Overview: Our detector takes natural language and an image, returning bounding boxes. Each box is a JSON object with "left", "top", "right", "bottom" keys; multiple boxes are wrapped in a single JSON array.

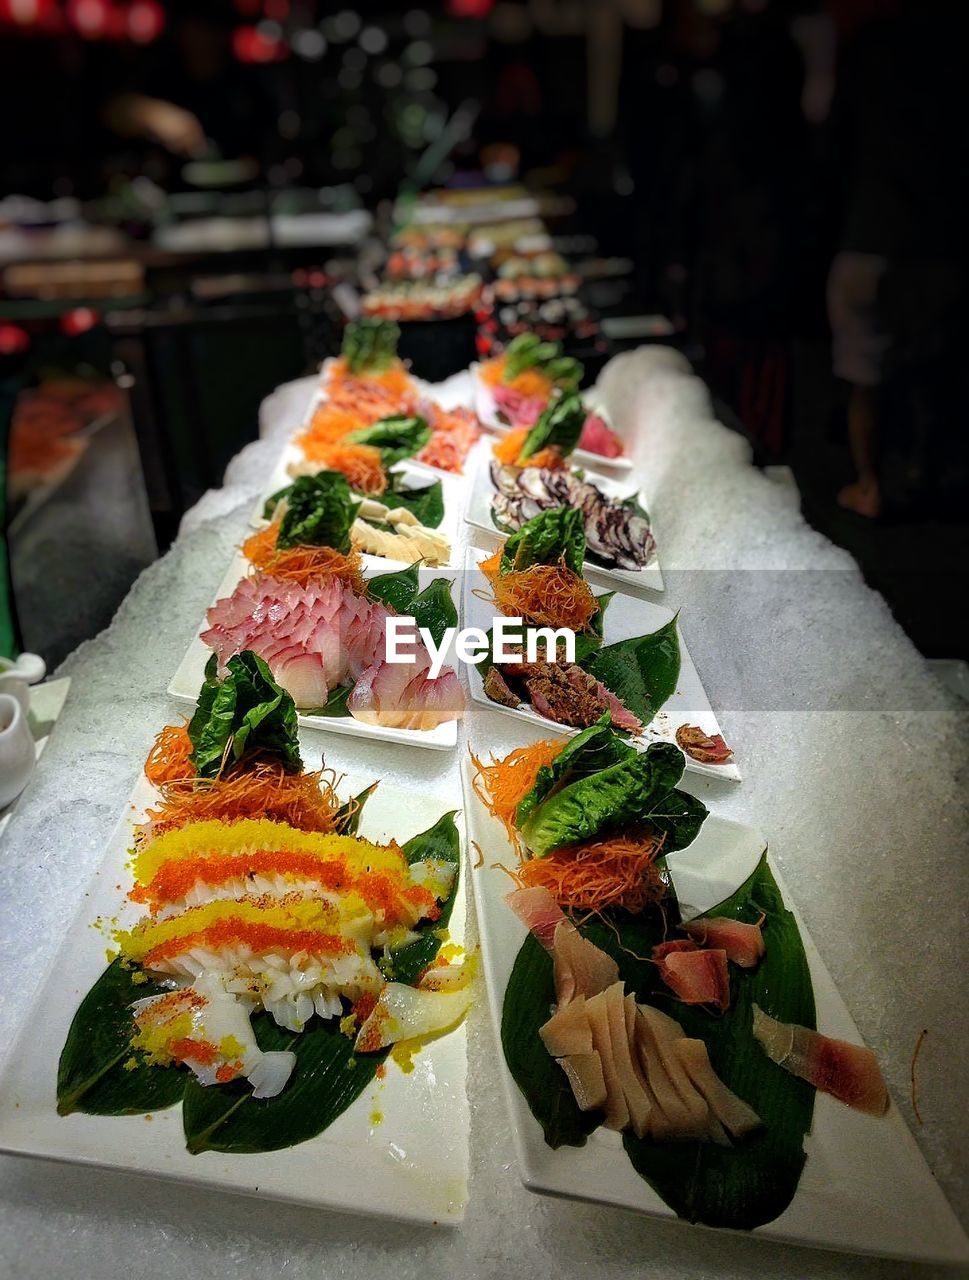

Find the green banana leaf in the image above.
[
  {"left": 334, "top": 781, "right": 379, "bottom": 835},
  {"left": 385, "top": 473, "right": 445, "bottom": 528},
  {"left": 501, "top": 853, "right": 816, "bottom": 1230},
  {"left": 57, "top": 959, "right": 187, "bottom": 1116},
  {"left": 412, "top": 578, "right": 458, "bottom": 648},
  {"left": 581, "top": 615, "right": 680, "bottom": 727}
]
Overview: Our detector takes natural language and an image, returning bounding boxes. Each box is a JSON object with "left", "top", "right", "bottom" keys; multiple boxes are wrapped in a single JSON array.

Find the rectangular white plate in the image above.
[
  {"left": 168, "top": 554, "right": 461, "bottom": 751},
  {"left": 463, "top": 446, "right": 664, "bottom": 595},
  {"left": 470, "top": 364, "right": 634, "bottom": 473},
  {"left": 0, "top": 769, "right": 469, "bottom": 1225},
  {"left": 460, "top": 757, "right": 969, "bottom": 1265},
  {"left": 463, "top": 547, "right": 739, "bottom": 782}
]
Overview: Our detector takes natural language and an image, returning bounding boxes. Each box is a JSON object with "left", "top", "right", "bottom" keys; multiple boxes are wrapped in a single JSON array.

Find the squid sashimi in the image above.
[
  {"left": 346, "top": 659, "right": 464, "bottom": 730},
  {"left": 354, "top": 979, "right": 473, "bottom": 1052},
  {"left": 683, "top": 916, "right": 765, "bottom": 969},
  {"left": 654, "top": 945, "right": 731, "bottom": 1012},
  {"left": 752, "top": 1004, "right": 889, "bottom": 1116}
]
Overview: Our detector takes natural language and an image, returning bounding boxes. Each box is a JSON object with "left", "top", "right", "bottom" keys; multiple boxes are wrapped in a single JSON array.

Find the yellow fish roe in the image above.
[
  {"left": 219, "top": 1034, "right": 245, "bottom": 1059},
  {"left": 132, "top": 820, "right": 406, "bottom": 887},
  {"left": 131, "top": 1009, "right": 195, "bottom": 1066}
]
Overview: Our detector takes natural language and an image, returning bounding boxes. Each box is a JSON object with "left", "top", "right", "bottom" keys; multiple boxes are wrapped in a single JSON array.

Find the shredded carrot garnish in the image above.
[
  {"left": 142, "top": 761, "right": 342, "bottom": 838},
  {"left": 325, "top": 355, "right": 415, "bottom": 400},
  {"left": 242, "top": 524, "right": 366, "bottom": 592},
  {"left": 518, "top": 831, "right": 666, "bottom": 915},
  {"left": 479, "top": 356, "right": 553, "bottom": 401},
  {"left": 492, "top": 423, "right": 563, "bottom": 471},
  {"left": 480, "top": 552, "right": 599, "bottom": 633},
  {"left": 298, "top": 442, "right": 387, "bottom": 495},
  {"left": 144, "top": 722, "right": 194, "bottom": 786},
  {"left": 911, "top": 1028, "right": 928, "bottom": 1125},
  {"left": 470, "top": 739, "right": 563, "bottom": 843}
]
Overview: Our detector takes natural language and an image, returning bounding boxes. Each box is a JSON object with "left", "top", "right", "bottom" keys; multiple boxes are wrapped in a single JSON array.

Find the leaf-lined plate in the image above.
[
  {"left": 463, "top": 548, "right": 739, "bottom": 782},
  {"left": 459, "top": 757, "right": 969, "bottom": 1265},
  {"left": 0, "top": 770, "right": 470, "bottom": 1224},
  {"left": 463, "top": 447, "right": 664, "bottom": 594},
  {"left": 169, "top": 555, "right": 461, "bottom": 751}
]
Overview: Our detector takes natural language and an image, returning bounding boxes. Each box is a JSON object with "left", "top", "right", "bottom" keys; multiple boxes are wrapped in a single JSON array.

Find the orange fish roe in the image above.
[
  {"left": 143, "top": 762, "right": 342, "bottom": 837},
  {"left": 144, "top": 922, "right": 354, "bottom": 968},
  {"left": 169, "top": 1037, "right": 219, "bottom": 1067},
  {"left": 242, "top": 524, "right": 366, "bottom": 592},
  {"left": 144, "top": 722, "right": 194, "bottom": 786},
  {"left": 351, "top": 992, "right": 378, "bottom": 1025},
  {"left": 215, "top": 1063, "right": 243, "bottom": 1084}
]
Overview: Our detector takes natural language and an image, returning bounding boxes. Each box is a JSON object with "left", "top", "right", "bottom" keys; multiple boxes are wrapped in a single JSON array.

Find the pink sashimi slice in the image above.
[
  {"left": 657, "top": 947, "right": 731, "bottom": 1012},
  {"left": 267, "top": 649, "right": 329, "bottom": 709},
  {"left": 552, "top": 918, "right": 620, "bottom": 1005},
  {"left": 346, "top": 660, "right": 463, "bottom": 730},
  {"left": 505, "top": 885, "right": 564, "bottom": 951},
  {"left": 752, "top": 1005, "right": 889, "bottom": 1116},
  {"left": 593, "top": 680, "right": 643, "bottom": 733},
  {"left": 652, "top": 939, "right": 699, "bottom": 964},
  {"left": 493, "top": 384, "right": 546, "bottom": 427},
  {"left": 682, "top": 916, "right": 765, "bottom": 968}
]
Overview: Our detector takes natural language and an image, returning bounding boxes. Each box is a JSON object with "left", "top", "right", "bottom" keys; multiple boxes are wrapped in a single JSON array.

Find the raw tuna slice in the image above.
[
  {"left": 552, "top": 918, "right": 619, "bottom": 1005},
  {"left": 683, "top": 916, "right": 765, "bottom": 968},
  {"left": 752, "top": 1004, "right": 889, "bottom": 1116},
  {"left": 578, "top": 413, "right": 624, "bottom": 458},
  {"left": 505, "top": 885, "right": 563, "bottom": 950},
  {"left": 656, "top": 947, "right": 731, "bottom": 1012},
  {"left": 652, "top": 939, "right": 699, "bottom": 964}
]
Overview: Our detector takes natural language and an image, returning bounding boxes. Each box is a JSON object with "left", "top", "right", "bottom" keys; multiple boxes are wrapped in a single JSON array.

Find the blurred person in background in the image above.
[{"left": 826, "top": 0, "right": 968, "bottom": 518}]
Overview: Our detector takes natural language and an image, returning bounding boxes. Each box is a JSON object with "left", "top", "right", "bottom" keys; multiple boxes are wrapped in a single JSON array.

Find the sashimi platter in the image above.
[{"left": 0, "top": 320, "right": 966, "bottom": 1265}]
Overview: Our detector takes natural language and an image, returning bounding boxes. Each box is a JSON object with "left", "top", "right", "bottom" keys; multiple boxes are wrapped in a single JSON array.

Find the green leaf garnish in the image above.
[
  {"left": 188, "top": 651, "right": 301, "bottom": 778},
  {"left": 276, "top": 472, "right": 359, "bottom": 553}
]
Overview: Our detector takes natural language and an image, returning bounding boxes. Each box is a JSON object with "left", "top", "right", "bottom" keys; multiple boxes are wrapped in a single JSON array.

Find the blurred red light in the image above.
[
  {"left": 232, "top": 23, "right": 287, "bottom": 63},
  {"left": 67, "top": 0, "right": 109, "bottom": 37},
  {"left": 447, "top": 0, "right": 494, "bottom": 15},
  {"left": 61, "top": 308, "right": 99, "bottom": 336},
  {"left": 128, "top": 0, "right": 164, "bottom": 42},
  {"left": 0, "top": 324, "right": 30, "bottom": 356},
  {"left": 264, "top": 0, "right": 289, "bottom": 19}
]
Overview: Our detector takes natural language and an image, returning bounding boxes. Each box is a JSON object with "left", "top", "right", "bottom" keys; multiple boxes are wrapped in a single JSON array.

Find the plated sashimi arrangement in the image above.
[
  {"left": 57, "top": 655, "right": 471, "bottom": 1155},
  {"left": 469, "top": 721, "right": 895, "bottom": 1233},
  {"left": 473, "top": 333, "right": 630, "bottom": 468}
]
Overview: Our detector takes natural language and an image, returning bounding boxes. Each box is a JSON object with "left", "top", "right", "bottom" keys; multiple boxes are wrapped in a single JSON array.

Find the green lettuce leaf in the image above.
[
  {"left": 501, "top": 334, "right": 582, "bottom": 391},
  {"left": 514, "top": 714, "right": 635, "bottom": 829},
  {"left": 347, "top": 415, "right": 431, "bottom": 467},
  {"left": 276, "top": 472, "right": 359, "bottom": 552},
  {"left": 188, "top": 651, "right": 301, "bottom": 778},
  {"left": 412, "top": 577, "right": 458, "bottom": 648},
  {"left": 500, "top": 508, "right": 586, "bottom": 576},
  {"left": 581, "top": 614, "right": 681, "bottom": 727},
  {"left": 519, "top": 739, "right": 706, "bottom": 856},
  {"left": 342, "top": 317, "right": 400, "bottom": 374},
  {"left": 519, "top": 392, "right": 587, "bottom": 463}
]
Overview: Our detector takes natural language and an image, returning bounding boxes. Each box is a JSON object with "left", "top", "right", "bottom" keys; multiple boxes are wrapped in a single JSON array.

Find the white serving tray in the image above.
[
  {"left": 470, "top": 363, "right": 634, "bottom": 473},
  {"left": 0, "top": 769, "right": 469, "bottom": 1224},
  {"left": 169, "top": 554, "right": 461, "bottom": 752},
  {"left": 460, "top": 757, "right": 969, "bottom": 1265},
  {"left": 462, "top": 547, "right": 739, "bottom": 783},
  {"left": 463, "top": 446, "right": 664, "bottom": 595}
]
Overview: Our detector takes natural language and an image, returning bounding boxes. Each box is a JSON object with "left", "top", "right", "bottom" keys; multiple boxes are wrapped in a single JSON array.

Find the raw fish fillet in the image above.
[
  {"left": 752, "top": 1004, "right": 889, "bottom": 1116},
  {"left": 682, "top": 916, "right": 765, "bottom": 968}
]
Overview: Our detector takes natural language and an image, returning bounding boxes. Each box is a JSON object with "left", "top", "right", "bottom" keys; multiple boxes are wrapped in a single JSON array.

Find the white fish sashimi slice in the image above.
[
  {"left": 131, "top": 971, "right": 296, "bottom": 1099},
  {"left": 353, "top": 981, "right": 473, "bottom": 1053},
  {"left": 269, "top": 650, "right": 329, "bottom": 709}
]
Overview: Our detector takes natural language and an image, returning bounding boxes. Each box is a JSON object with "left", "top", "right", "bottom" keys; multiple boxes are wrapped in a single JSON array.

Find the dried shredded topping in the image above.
[
  {"left": 470, "top": 739, "right": 564, "bottom": 844},
  {"left": 144, "top": 722, "right": 194, "bottom": 786},
  {"left": 517, "top": 831, "right": 666, "bottom": 915},
  {"left": 480, "top": 549, "right": 599, "bottom": 632}
]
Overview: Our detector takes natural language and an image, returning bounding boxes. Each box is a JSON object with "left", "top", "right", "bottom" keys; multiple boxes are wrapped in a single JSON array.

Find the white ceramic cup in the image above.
[{"left": 0, "top": 692, "right": 37, "bottom": 810}]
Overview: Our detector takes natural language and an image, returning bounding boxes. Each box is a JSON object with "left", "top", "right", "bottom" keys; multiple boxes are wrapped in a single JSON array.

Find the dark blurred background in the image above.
[{"left": 1, "top": 0, "right": 967, "bottom": 669}]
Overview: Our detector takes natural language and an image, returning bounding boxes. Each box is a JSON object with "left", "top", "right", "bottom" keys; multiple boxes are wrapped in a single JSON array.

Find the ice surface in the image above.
[{"left": 1, "top": 349, "right": 967, "bottom": 1279}]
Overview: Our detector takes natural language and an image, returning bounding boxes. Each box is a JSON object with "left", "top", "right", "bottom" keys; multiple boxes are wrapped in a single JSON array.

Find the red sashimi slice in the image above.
[
  {"left": 656, "top": 947, "right": 731, "bottom": 1012},
  {"left": 578, "top": 413, "right": 624, "bottom": 458},
  {"left": 493, "top": 384, "right": 546, "bottom": 427},
  {"left": 752, "top": 1005, "right": 889, "bottom": 1115},
  {"left": 683, "top": 916, "right": 765, "bottom": 968}
]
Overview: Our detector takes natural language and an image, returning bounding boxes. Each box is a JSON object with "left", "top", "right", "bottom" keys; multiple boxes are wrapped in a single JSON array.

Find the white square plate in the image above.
[
  {"left": 463, "top": 446, "right": 664, "bottom": 594},
  {"left": 460, "top": 757, "right": 969, "bottom": 1265},
  {"left": 168, "top": 554, "right": 461, "bottom": 752},
  {"left": 0, "top": 769, "right": 470, "bottom": 1225},
  {"left": 470, "top": 363, "right": 635, "bottom": 473},
  {"left": 462, "top": 547, "right": 739, "bottom": 782}
]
